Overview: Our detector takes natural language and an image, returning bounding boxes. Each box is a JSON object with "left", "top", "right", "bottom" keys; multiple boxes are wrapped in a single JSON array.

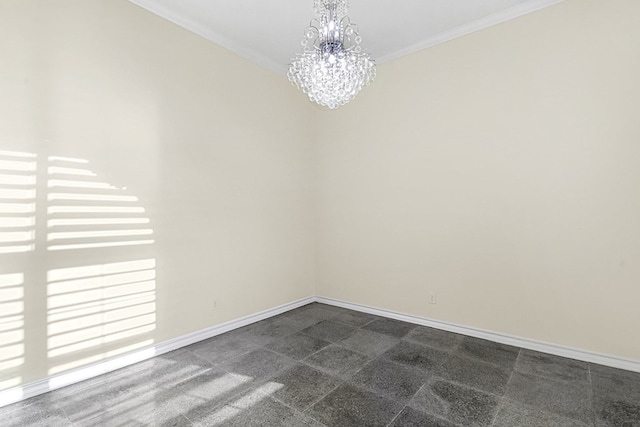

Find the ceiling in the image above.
[{"left": 128, "top": 0, "right": 565, "bottom": 74}]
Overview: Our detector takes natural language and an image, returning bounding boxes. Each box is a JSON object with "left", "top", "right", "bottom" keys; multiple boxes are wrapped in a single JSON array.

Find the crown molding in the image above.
[
  {"left": 377, "top": 0, "right": 568, "bottom": 63},
  {"left": 127, "top": 0, "right": 288, "bottom": 75},
  {"left": 128, "top": 0, "right": 566, "bottom": 75}
]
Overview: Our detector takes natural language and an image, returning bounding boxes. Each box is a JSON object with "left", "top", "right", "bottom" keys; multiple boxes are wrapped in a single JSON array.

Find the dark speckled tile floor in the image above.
[{"left": 2, "top": 303, "right": 640, "bottom": 426}]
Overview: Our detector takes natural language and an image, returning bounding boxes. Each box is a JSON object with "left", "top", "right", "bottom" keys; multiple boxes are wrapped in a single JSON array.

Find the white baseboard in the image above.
[
  {"left": 0, "top": 296, "right": 314, "bottom": 408},
  {"left": 3, "top": 294, "right": 638, "bottom": 408},
  {"left": 316, "top": 296, "right": 640, "bottom": 374}
]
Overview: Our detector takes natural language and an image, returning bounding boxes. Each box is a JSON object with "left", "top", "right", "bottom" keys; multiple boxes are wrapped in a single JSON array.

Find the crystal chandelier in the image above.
[{"left": 288, "top": 0, "right": 376, "bottom": 109}]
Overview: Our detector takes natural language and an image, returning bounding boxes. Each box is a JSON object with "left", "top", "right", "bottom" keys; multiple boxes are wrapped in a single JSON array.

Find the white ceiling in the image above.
[{"left": 128, "top": 0, "right": 565, "bottom": 74}]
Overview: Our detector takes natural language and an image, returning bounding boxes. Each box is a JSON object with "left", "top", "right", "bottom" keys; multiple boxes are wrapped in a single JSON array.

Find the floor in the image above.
[{"left": 2, "top": 303, "right": 640, "bottom": 427}]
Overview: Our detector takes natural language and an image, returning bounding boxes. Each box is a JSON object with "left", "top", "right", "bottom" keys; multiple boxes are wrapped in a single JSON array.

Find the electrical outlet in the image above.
[
  {"left": 429, "top": 292, "right": 437, "bottom": 304},
  {"left": 212, "top": 300, "right": 217, "bottom": 309}
]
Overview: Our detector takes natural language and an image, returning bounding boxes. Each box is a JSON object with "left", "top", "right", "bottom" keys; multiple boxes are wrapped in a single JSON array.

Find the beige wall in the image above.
[
  {"left": 2, "top": 0, "right": 639, "bottom": 392},
  {"left": 0, "top": 0, "right": 315, "bottom": 388},
  {"left": 316, "top": 0, "right": 640, "bottom": 361}
]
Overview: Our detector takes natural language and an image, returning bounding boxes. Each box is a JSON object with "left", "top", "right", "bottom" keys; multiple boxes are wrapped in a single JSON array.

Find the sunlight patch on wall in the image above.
[
  {"left": 0, "top": 273, "right": 25, "bottom": 391},
  {"left": 0, "top": 150, "right": 37, "bottom": 254},
  {"left": 48, "top": 180, "right": 117, "bottom": 190},
  {"left": 48, "top": 194, "right": 137, "bottom": 202},
  {"left": 0, "top": 203, "right": 35, "bottom": 214},
  {"left": 0, "top": 158, "right": 36, "bottom": 172},
  {"left": 48, "top": 218, "right": 150, "bottom": 227},
  {"left": 48, "top": 206, "right": 145, "bottom": 214},
  {"left": 1, "top": 149, "right": 159, "bottom": 389},
  {"left": 47, "top": 259, "right": 156, "bottom": 375},
  {"left": 48, "top": 156, "right": 88, "bottom": 164},
  {"left": 47, "top": 156, "right": 155, "bottom": 251},
  {"left": 0, "top": 174, "right": 36, "bottom": 186},
  {"left": 47, "top": 166, "right": 96, "bottom": 177},
  {"left": 48, "top": 229, "right": 153, "bottom": 241}
]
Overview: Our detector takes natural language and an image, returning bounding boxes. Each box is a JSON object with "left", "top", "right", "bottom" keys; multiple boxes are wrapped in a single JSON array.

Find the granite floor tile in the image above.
[
  {"left": 338, "top": 329, "right": 400, "bottom": 358},
  {"left": 595, "top": 398, "right": 640, "bottom": 427},
  {"left": 591, "top": 364, "right": 640, "bottom": 404},
  {"left": 349, "top": 358, "right": 429, "bottom": 402},
  {"left": 207, "top": 384, "right": 327, "bottom": 426},
  {"left": 80, "top": 355, "right": 206, "bottom": 400},
  {"left": 161, "top": 415, "right": 195, "bottom": 427},
  {"left": 389, "top": 406, "right": 458, "bottom": 427},
  {"left": 591, "top": 366, "right": 640, "bottom": 427},
  {"left": 70, "top": 410, "right": 138, "bottom": 427},
  {"left": 158, "top": 368, "right": 255, "bottom": 411},
  {"left": 315, "top": 304, "right": 353, "bottom": 314},
  {"left": 97, "top": 368, "right": 238, "bottom": 423},
  {"left": 219, "top": 348, "right": 295, "bottom": 382},
  {"left": 135, "top": 412, "right": 193, "bottom": 427},
  {"left": 125, "top": 348, "right": 210, "bottom": 373},
  {"left": 104, "top": 353, "right": 178, "bottom": 381},
  {"left": 50, "top": 379, "right": 152, "bottom": 423},
  {"left": 404, "top": 326, "right": 463, "bottom": 351},
  {"left": 382, "top": 341, "right": 449, "bottom": 373},
  {"left": 29, "top": 412, "right": 74, "bottom": 427},
  {"left": 304, "top": 344, "right": 370, "bottom": 377},
  {"left": 187, "top": 334, "right": 259, "bottom": 366},
  {"left": 108, "top": 349, "right": 214, "bottom": 391},
  {"left": 362, "top": 318, "right": 417, "bottom": 338},
  {"left": 154, "top": 364, "right": 222, "bottom": 392},
  {"left": 46, "top": 371, "right": 106, "bottom": 398},
  {"left": 268, "top": 312, "right": 322, "bottom": 331},
  {"left": 505, "top": 371, "right": 594, "bottom": 424},
  {"left": 63, "top": 387, "right": 182, "bottom": 426},
  {"left": 437, "top": 353, "right": 512, "bottom": 395},
  {"left": 4, "top": 303, "right": 640, "bottom": 427},
  {"left": 515, "top": 350, "right": 590, "bottom": 384},
  {"left": 0, "top": 393, "right": 55, "bottom": 418},
  {"left": 103, "top": 368, "right": 173, "bottom": 397},
  {"left": 308, "top": 383, "right": 403, "bottom": 427},
  {"left": 409, "top": 379, "right": 500, "bottom": 427},
  {"left": 301, "top": 320, "right": 357, "bottom": 343},
  {"left": 2, "top": 399, "right": 71, "bottom": 427},
  {"left": 3, "top": 406, "right": 43, "bottom": 427},
  {"left": 328, "top": 308, "right": 380, "bottom": 328},
  {"left": 265, "top": 332, "right": 332, "bottom": 360},
  {"left": 187, "top": 394, "right": 300, "bottom": 427},
  {"left": 266, "top": 364, "right": 341, "bottom": 411},
  {"left": 82, "top": 398, "right": 192, "bottom": 427},
  {"left": 233, "top": 318, "right": 300, "bottom": 346},
  {"left": 456, "top": 336, "right": 520, "bottom": 370},
  {"left": 163, "top": 392, "right": 234, "bottom": 422},
  {"left": 294, "top": 303, "right": 340, "bottom": 321},
  {"left": 282, "top": 413, "right": 328, "bottom": 427},
  {"left": 493, "top": 400, "right": 596, "bottom": 427}
]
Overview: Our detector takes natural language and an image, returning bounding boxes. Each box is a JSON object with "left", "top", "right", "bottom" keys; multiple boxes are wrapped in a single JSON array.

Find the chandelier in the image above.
[{"left": 288, "top": 0, "right": 376, "bottom": 109}]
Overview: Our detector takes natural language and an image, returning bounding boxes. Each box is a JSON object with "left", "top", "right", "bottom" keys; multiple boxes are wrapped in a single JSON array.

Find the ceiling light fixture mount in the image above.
[{"left": 288, "top": 0, "right": 376, "bottom": 109}]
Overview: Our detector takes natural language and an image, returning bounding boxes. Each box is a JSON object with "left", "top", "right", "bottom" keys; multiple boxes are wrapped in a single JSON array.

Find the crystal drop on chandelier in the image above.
[{"left": 288, "top": 0, "right": 376, "bottom": 109}]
